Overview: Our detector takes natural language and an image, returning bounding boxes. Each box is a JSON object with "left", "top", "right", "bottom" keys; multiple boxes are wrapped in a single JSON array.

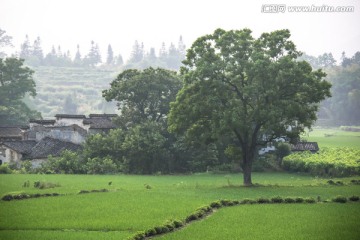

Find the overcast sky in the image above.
[{"left": 1, "top": 0, "right": 359, "bottom": 62}]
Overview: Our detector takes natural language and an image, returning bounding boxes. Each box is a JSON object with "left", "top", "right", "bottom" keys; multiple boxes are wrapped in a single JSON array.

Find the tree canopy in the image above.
[
  {"left": 0, "top": 58, "right": 41, "bottom": 125},
  {"left": 168, "top": 28, "right": 331, "bottom": 185},
  {"left": 103, "top": 67, "right": 182, "bottom": 126}
]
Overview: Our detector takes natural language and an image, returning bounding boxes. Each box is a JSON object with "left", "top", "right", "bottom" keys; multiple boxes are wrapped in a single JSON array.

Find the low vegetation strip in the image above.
[
  {"left": 283, "top": 147, "right": 360, "bottom": 177},
  {"left": 2, "top": 189, "right": 111, "bottom": 201},
  {"left": 128, "top": 195, "right": 360, "bottom": 240}
]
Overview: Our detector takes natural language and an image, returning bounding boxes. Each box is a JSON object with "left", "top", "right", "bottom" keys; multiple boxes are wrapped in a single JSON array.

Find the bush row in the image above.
[
  {"left": 2, "top": 189, "right": 110, "bottom": 201},
  {"left": 78, "top": 189, "right": 109, "bottom": 194},
  {"left": 2, "top": 192, "right": 62, "bottom": 201},
  {"left": 128, "top": 195, "right": 360, "bottom": 240}
]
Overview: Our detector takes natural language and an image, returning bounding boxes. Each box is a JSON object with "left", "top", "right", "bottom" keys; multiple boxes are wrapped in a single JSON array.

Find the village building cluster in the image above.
[{"left": 0, "top": 114, "right": 117, "bottom": 167}]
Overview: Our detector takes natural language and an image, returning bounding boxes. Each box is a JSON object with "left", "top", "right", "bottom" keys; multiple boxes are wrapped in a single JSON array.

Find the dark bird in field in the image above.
[{"left": 108, "top": 181, "right": 112, "bottom": 186}]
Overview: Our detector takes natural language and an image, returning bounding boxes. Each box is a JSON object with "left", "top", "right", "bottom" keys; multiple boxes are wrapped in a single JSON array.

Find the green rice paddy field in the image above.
[{"left": 0, "top": 128, "right": 359, "bottom": 240}]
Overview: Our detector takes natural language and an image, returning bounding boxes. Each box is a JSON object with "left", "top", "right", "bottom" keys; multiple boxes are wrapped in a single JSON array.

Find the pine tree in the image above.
[
  {"left": 106, "top": 44, "right": 114, "bottom": 65},
  {"left": 178, "top": 35, "right": 186, "bottom": 58},
  {"left": 159, "top": 42, "right": 167, "bottom": 60},
  {"left": 148, "top": 48, "right": 157, "bottom": 62},
  {"left": 0, "top": 28, "right": 13, "bottom": 58},
  {"left": 57, "top": 45, "right": 63, "bottom": 57},
  {"left": 115, "top": 54, "right": 123, "bottom": 66},
  {"left": 74, "top": 44, "right": 82, "bottom": 66},
  {"left": 32, "top": 36, "right": 44, "bottom": 61},
  {"left": 84, "top": 40, "right": 102, "bottom": 67},
  {"left": 19, "top": 35, "right": 32, "bottom": 59},
  {"left": 128, "top": 40, "right": 144, "bottom": 63}
]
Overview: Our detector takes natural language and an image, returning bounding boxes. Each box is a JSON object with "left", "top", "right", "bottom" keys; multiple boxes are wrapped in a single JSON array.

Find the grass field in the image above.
[
  {"left": 0, "top": 173, "right": 360, "bottom": 240},
  {"left": 1, "top": 127, "right": 359, "bottom": 240},
  {"left": 304, "top": 128, "right": 360, "bottom": 149},
  {"left": 159, "top": 204, "right": 360, "bottom": 240}
]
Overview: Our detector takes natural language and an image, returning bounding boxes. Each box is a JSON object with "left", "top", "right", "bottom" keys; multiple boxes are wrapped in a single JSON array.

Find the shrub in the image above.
[
  {"left": 284, "top": 197, "right": 296, "bottom": 203},
  {"left": 349, "top": 195, "right": 360, "bottom": 201},
  {"left": 131, "top": 231, "right": 145, "bottom": 240},
  {"left": 154, "top": 226, "right": 167, "bottom": 234},
  {"left": 86, "top": 157, "right": 118, "bottom": 174},
  {"left": 78, "top": 190, "right": 90, "bottom": 194},
  {"left": 210, "top": 201, "right": 222, "bottom": 208},
  {"left": 0, "top": 164, "right": 12, "bottom": 174},
  {"left": 350, "top": 179, "right": 360, "bottom": 184},
  {"left": 271, "top": 196, "right": 284, "bottom": 203},
  {"left": 257, "top": 197, "right": 271, "bottom": 204},
  {"left": 2, "top": 194, "right": 14, "bottom": 201},
  {"left": 34, "top": 181, "right": 60, "bottom": 189},
  {"left": 332, "top": 195, "right": 347, "bottom": 203},
  {"left": 173, "top": 220, "right": 184, "bottom": 228},
  {"left": 327, "top": 180, "right": 335, "bottom": 185},
  {"left": 304, "top": 197, "right": 316, "bottom": 203},
  {"left": 241, "top": 199, "right": 256, "bottom": 204},
  {"left": 295, "top": 197, "right": 304, "bottom": 203},
  {"left": 144, "top": 228, "right": 156, "bottom": 237},
  {"left": 220, "top": 199, "right": 235, "bottom": 206}
]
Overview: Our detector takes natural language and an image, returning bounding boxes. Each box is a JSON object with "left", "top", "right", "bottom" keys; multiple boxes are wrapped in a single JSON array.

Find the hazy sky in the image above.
[{"left": 1, "top": 0, "right": 359, "bottom": 61}]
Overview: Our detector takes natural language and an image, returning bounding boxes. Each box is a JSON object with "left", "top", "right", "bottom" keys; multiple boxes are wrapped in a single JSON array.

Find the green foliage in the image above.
[
  {"left": 34, "top": 181, "right": 60, "bottom": 189},
  {"left": 122, "top": 121, "right": 171, "bottom": 174},
  {"left": 332, "top": 195, "right": 347, "bottom": 203},
  {"left": 348, "top": 195, "right": 359, "bottom": 201},
  {"left": 103, "top": 67, "right": 182, "bottom": 126},
  {"left": 0, "top": 164, "right": 12, "bottom": 174},
  {"left": 283, "top": 147, "right": 360, "bottom": 177},
  {"left": 41, "top": 150, "right": 85, "bottom": 174},
  {"left": 168, "top": 28, "right": 331, "bottom": 185},
  {"left": 284, "top": 197, "right": 296, "bottom": 203},
  {"left": 271, "top": 196, "right": 284, "bottom": 203},
  {"left": 320, "top": 64, "right": 360, "bottom": 125},
  {"left": 0, "top": 58, "right": 41, "bottom": 125},
  {"left": 257, "top": 197, "right": 271, "bottom": 204},
  {"left": 304, "top": 197, "right": 316, "bottom": 203},
  {"left": 85, "top": 157, "right": 118, "bottom": 174},
  {"left": 275, "top": 142, "right": 292, "bottom": 164}
]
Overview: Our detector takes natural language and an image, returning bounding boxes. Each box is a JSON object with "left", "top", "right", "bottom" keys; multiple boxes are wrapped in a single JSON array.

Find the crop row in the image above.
[{"left": 283, "top": 147, "right": 360, "bottom": 177}]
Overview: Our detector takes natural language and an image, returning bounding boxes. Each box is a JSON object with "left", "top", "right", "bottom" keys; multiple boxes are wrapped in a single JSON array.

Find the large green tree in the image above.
[
  {"left": 103, "top": 67, "right": 182, "bottom": 126},
  {"left": 0, "top": 58, "right": 41, "bottom": 125},
  {"left": 168, "top": 28, "right": 331, "bottom": 185}
]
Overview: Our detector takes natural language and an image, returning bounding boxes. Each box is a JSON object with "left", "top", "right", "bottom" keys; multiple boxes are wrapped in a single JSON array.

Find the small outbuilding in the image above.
[{"left": 291, "top": 142, "right": 319, "bottom": 153}]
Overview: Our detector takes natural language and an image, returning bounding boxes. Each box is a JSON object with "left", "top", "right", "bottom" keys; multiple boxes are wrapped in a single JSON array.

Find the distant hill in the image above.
[{"left": 24, "top": 66, "right": 120, "bottom": 118}]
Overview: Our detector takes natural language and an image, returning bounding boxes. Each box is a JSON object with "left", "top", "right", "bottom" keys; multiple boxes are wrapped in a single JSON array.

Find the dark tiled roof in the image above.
[
  {"left": 30, "top": 119, "right": 56, "bottom": 125},
  {"left": 291, "top": 142, "right": 319, "bottom": 152},
  {"left": 89, "top": 114, "right": 118, "bottom": 118},
  {"left": 0, "top": 127, "right": 23, "bottom": 138},
  {"left": 83, "top": 118, "right": 116, "bottom": 129},
  {"left": 29, "top": 137, "right": 82, "bottom": 159},
  {"left": 2, "top": 140, "right": 37, "bottom": 154},
  {"left": 55, "top": 114, "right": 86, "bottom": 119}
]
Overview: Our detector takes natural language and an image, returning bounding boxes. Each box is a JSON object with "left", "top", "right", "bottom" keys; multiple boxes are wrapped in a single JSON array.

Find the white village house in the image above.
[{"left": 0, "top": 114, "right": 117, "bottom": 166}]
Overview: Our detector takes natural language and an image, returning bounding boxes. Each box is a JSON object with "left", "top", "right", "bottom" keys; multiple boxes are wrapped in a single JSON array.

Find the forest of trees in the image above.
[
  {"left": 7, "top": 33, "right": 186, "bottom": 70},
  {"left": 300, "top": 51, "right": 360, "bottom": 125}
]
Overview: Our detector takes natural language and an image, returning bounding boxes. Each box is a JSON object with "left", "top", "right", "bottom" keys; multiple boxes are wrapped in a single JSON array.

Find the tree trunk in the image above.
[
  {"left": 241, "top": 145, "right": 254, "bottom": 186},
  {"left": 242, "top": 160, "right": 253, "bottom": 186}
]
